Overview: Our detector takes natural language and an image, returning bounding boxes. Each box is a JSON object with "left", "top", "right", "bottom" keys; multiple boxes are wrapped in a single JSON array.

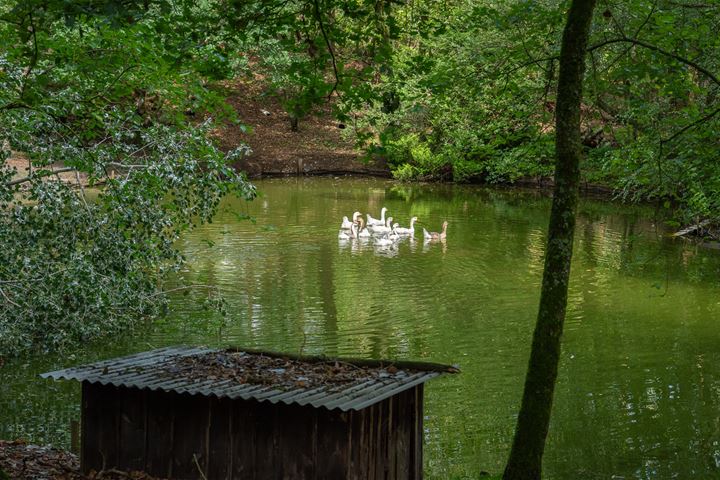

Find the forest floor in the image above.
[
  {"left": 0, "top": 440, "right": 161, "bottom": 479},
  {"left": 4, "top": 78, "right": 390, "bottom": 184},
  {"left": 214, "top": 78, "right": 389, "bottom": 178}
]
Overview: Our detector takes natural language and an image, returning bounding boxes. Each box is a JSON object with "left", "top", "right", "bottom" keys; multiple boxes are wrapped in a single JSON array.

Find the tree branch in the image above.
[
  {"left": 661, "top": 104, "right": 720, "bottom": 144},
  {"left": 5, "top": 167, "right": 76, "bottom": 187},
  {"left": 0, "top": 287, "right": 20, "bottom": 308},
  {"left": 597, "top": 1, "right": 658, "bottom": 76},
  {"left": 667, "top": 2, "right": 718, "bottom": 8},
  {"left": 142, "top": 284, "right": 220, "bottom": 299},
  {"left": 19, "top": 9, "right": 40, "bottom": 100},
  {"left": 505, "top": 32, "right": 720, "bottom": 89},
  {"left": 83, "top": 64, "right": 139, "bottom": 105},
  {"left": 0, "top": 102, "right": 62, "bottom": 122},
  {"left": 311, "top": 0, "right": 340, "bottom": 98},
  {"left": 587, "top": 36, "right": 720, "bottom": 87},
  {"left": 500, "top": 54, "right": 560, "bottom": 79},
  {"left": 0, "top": 101, "right": 31, "bottom": 111}
]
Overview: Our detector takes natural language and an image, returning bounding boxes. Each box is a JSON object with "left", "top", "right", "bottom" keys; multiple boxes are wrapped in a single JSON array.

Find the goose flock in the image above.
[{"left": 338, "top": 207, "right": 448, "bottom": 246}]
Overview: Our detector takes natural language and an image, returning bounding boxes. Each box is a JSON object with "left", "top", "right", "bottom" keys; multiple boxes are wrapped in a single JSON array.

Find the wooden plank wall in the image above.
[
  {"left": 348, "top": 387, "right": 423, "bottom": 480},
  {"left": 81, "top": 382, "right": 424, "bottom": 480}
]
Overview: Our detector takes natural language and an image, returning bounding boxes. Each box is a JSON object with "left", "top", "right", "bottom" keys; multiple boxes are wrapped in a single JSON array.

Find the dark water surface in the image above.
[{"left": 2, "top": 177, "right": 720, "bottom": 479}]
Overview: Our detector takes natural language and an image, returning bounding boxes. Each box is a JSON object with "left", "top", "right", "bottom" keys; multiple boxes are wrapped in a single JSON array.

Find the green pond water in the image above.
[{"left": 2, "top": 177, "right": 720, "bottom": 479}]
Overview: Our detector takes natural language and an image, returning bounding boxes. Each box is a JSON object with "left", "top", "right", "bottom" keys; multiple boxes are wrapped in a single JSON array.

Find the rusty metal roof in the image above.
[{"left": 40, "top": 346, "right": 456, "bottom": 411}]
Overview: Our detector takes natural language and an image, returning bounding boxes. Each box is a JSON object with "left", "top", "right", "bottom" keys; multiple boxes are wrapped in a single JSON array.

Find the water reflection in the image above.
[
  {"left": 2, "top": 177, "right": 720, "bottom": 479},
  {"left": 338, "top": 235, "right": 440, "bottom": 257}
]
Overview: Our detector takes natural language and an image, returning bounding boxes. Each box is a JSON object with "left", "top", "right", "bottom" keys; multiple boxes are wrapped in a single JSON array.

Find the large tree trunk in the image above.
[{"left": 502, "top": 1, "right": 597, "bottom": 479}]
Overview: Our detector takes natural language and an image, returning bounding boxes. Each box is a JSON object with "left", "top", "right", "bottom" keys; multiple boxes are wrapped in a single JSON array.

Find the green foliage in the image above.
[
  {"left": 249, "top": 38, "right": 332, "bottom": 129},
  {"left": 0, "top": 0, "right": 255, "bottom": 357},
  {"left": 346, "top": 0, "right": 563, "bottom": 183},
  {"left": 2, "top": 0, "right": 720, "bottom": 355},
  {"left": 384, "top": 133, "right": 447, "bottom": 180},
  {"left": 225, "top": 0, "right": 399, "bottom": 130},
  {"left": 338, "top": 0, "right": 720, "bottom": 222},
  {"left": 0, "top": 118, "right": 254, "bottom": 356}
]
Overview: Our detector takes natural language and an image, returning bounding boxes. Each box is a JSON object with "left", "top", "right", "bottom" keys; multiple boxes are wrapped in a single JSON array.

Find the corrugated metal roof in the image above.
[{"left": 40, "top": 346, "right": 456, "bottom": 411}]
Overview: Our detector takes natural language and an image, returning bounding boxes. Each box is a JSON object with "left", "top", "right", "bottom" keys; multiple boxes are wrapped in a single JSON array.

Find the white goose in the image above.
[
  {"left": 369, "top": 216, "right": 393, "bottom": 235},
  {"left": 388, "top": 225, "right": 402, "bottom": 242},
  {"left": 423, "top": 221, "right": 448, "bottom": 241},
  {"left": 366, "top": 207, "right": 388, "bottom": 227},
  {"left": 357, "top": 217, "right": 371, "bottom": 238},
  {"left": 338, "top": 223, "right": 358, "bottom": 240},
  {"left": 340, "top": 211, "right": 362, "bottom": 230},
  {"left": 393, "top": 217, "right": 418, "bottom": 236},
  {"left": 374, "top": 234, "right": 395, "bottom": 247}
]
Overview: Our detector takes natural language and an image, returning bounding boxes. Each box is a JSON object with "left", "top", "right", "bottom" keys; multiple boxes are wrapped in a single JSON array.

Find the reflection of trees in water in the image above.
[
  {"left": 318, "top": 242, "right": 338, "bottom": 356},
  {"left": 7, "top": 178, "right": 720, "bottom": 475},
  {"left": 548, "top": 319, "right": 720, "bottom": 479},
  {"left": 544, "top": 211, "right": 720, "bottom": 478}
]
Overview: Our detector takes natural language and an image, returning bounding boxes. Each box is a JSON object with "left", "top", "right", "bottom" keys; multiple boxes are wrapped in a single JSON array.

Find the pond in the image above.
[{"left": 2, "top": 177, "right": 720, "bottom": 479}]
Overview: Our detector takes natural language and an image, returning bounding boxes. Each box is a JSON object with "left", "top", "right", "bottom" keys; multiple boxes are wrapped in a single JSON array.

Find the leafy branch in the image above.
[
  {"left": 661, "top": 105, "right": 720, "bottom": 145},
  {"left": 5, "top": 167, "right": 77, "bottom": 187},
  {"left": 587, "top": 36, "right": 720, "bottom": 87}
]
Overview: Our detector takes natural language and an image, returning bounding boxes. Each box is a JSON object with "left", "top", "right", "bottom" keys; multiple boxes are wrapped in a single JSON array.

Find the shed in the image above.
[{"left": 41, "top": 346, "right": 458, "bottom": 480}]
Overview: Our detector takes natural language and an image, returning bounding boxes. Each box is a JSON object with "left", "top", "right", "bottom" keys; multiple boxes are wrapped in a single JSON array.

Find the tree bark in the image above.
[{"left": 502, "top": 1, "right": 597, "bottom": 479}]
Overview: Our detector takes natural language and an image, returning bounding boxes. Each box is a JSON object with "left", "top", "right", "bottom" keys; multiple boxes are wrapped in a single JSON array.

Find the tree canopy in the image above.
[{"left": 2, "top": 0, "right": 719, "bottom": 353}]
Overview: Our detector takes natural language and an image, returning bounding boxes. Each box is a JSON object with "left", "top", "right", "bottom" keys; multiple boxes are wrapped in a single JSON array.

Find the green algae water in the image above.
[{"left": 2, "top": 177, "right": 720, "bottom": 479}]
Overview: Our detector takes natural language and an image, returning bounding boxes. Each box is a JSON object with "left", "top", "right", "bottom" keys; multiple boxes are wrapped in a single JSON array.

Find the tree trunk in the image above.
[{"left": 502, "top": 1, "right": 597, "bottom": 479}]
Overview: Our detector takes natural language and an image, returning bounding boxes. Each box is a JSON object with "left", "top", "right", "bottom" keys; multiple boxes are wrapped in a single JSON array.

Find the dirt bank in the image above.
[{"left": 215, "top": 79, "right": 389, "bottom": 178}]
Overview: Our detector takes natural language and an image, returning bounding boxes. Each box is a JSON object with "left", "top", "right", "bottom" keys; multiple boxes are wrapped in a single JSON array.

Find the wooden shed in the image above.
[{"left": 42, "top": 346, "right": 458, "bottom": 480}]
